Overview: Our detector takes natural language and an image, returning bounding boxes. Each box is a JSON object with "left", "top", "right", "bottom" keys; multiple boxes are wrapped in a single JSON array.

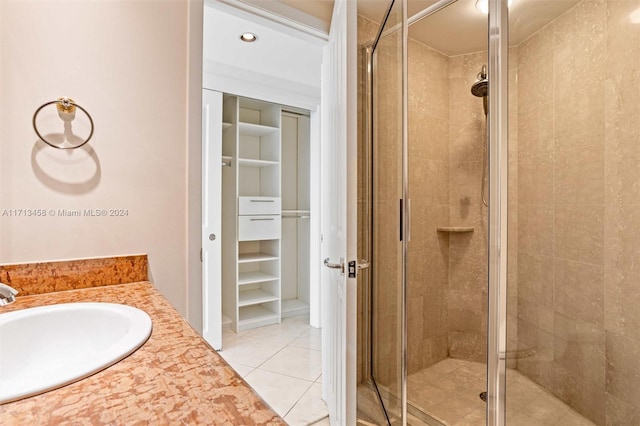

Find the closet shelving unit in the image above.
[
  {"left": 221, "top": 96, "right": 282, "bottom": 332},
  {"left": 280, "top": 112, "right": 311, "bottom": 318}
]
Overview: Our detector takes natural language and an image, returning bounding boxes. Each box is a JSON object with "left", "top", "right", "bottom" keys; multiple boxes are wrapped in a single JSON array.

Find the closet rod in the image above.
[{"left": 282, "top": 209, "right": 310, "bottom": 220}]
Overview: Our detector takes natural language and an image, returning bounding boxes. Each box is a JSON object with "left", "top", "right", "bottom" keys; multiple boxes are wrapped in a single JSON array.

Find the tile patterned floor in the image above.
[
  {"left": 219, "top": 315, "right": 328, "bottom": 426},
  {"left": 223, "top": 323, "right": 595, "bottom": 425},
  {"left": 406, "top": 358, "right": 597, "bottom": 426}
]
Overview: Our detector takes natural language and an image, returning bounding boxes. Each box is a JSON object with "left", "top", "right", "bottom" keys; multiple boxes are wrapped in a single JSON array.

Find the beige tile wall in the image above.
[
  {"left": 515, "top": 1, "right": 607, "bottom": 424},
  {"left": 372, "top": 27, "right": 404, "bottom": 390},
  {"left": 515, "top": 0, "right": 640, "bottom": 424},
  {"left": 447, "top": 51, "right": 489, "bottom": 362},
  {"left": 357, "top": 16, "right": 499, "bottom": 383},
  {"left": 359, "top": 0, "right": 640, "bottom": 424},
  {"left": 406, "top": 36, "right": 451, "bottom": 374},
  {"left": 508, "top": 46, "right": 520, "bottom": 369},
  {"left": 357, "top": 14, "right": 378, "bottom": 386},
  {"left": 604, "top": 0, "right": 640, "bottom": 423},
  {"left": 604, "top": 1, "right": 640, "bottom": 424}
]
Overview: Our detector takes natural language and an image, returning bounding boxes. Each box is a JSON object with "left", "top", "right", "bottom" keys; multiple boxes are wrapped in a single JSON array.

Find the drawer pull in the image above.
[
  {"left": 250, "top": 200, "right": 275, "bottom": 203},
  {"left": 250, "top": 218, "right": 275, "bottom": 221}
]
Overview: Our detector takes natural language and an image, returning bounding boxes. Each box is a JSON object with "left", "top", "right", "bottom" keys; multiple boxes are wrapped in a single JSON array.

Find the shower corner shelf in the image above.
[{"left": 436, "top": 227, "right": 475, "bottom": 233}]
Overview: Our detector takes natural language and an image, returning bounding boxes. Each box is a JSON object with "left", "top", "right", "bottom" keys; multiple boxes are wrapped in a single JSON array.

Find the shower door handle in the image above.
[{"left": 324, "top": 257, "right": 344, "bottom": 274}]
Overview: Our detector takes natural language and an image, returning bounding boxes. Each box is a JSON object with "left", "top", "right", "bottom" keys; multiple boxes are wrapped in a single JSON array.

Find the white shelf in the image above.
[
  {"left": 281, "top": 299, "right": 310, "bottom": 318},
  {"left": 239, "top": 122, "right": 279, "bottom": 137},
  {"left": 238, "top": 305, "right": 279, "bottom": 330},
  {"left": 223, "top": 122, "right": 232, "bottom": 130},
  {"left": 239, "top": 289, "right": 279, "bottom": 307},
  {"left": 238, "top": 253, "right": 279, "bottom": 263},
  {"left": 238, "top": 158, "right": 280, "bottom": 168},
  {"left": 238, "top": 271, "right": 279, "bottom": 286}
]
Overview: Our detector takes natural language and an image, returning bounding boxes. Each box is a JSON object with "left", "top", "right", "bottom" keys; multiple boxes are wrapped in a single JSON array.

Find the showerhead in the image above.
[
  {"left": 471, "top": 64, "right": 488, "bottom": 98},
  {"left": 471, "top": 79, "right": 488, "bottom": 97}
]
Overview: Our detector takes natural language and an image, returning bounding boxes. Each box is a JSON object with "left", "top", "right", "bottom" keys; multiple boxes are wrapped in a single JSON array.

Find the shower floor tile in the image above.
[{"left": 406, "top": 358, "right": 596, "bottom": 426}]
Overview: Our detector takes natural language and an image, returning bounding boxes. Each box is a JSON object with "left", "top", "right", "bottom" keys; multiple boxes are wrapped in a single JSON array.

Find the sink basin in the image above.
[{"left": 0, "top": 302, "right": 152, "bottom": 404}]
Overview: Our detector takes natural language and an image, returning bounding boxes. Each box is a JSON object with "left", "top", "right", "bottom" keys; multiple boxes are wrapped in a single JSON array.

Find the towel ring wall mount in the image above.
[{"left": 32, "top": 97, "right": 94, "bottom": 150}]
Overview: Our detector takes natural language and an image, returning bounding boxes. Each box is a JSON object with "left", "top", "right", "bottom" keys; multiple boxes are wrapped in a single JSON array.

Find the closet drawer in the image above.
[
  {"left": 238, "top": 215, "right": 281, "bottom": 241},
  {"left": 238, "top": 197, "right": 281, "bottom": 215}
]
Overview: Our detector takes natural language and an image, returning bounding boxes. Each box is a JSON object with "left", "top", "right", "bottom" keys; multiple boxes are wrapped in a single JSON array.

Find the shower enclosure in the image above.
[{"left": 358, "top": 0, "right": 640, "bottom": 425}]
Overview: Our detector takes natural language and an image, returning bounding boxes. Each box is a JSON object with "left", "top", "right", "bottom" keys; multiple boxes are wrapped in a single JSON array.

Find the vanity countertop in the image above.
[{"left": 0, "top": 281, "right": 285, "bottom": 425}]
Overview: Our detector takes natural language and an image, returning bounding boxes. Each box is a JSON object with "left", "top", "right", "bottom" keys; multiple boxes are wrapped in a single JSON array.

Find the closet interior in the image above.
[{"left": 221, "top": 94, "right": 311, "bottom": 333}]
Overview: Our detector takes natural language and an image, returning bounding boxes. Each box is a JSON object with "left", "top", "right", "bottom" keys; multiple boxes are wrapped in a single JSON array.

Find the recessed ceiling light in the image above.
[{"left": 240, "top": 32, "right": 258, "bottom": 42}]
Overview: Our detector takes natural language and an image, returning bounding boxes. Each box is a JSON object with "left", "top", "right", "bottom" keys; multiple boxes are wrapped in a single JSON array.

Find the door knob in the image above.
[{"left": 324, "top": 258, "right": 344, "bottom": 273}]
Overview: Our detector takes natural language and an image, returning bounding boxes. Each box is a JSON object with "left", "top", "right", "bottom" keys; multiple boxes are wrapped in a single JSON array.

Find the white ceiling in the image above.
[
  {"left": 203, "top": 0, "right": 583, "bottom": 86},
  {"left": 273, "top": 0, "right": 582, "bottom": 56},
  {"left": 203, "top": 5, "right": 323, "bottom": 88}
]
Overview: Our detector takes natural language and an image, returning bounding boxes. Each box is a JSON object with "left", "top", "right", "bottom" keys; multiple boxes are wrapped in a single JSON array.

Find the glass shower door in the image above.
[
  {"left": 403, "top": 1, "right": 490, "bottom": 424},
  {"left": 367, "top": 0, "right": 406, "bottom": 423}
]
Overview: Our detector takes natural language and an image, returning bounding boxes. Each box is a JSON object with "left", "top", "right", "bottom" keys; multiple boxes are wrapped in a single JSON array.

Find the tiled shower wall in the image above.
[
  {"left": 515, "top": 0, "right": 640, "bottom": 424},
  {"left": 358, "top": 0, "right": 640, "bottom": 424},
  {"left": 357, "top": 14, "right": 498, "bottom": 384},
  {"left": 406, "top": 35, "right": 451, "bottom": 374},
  {"left": 446, "top": 51, "right": 490, "bottom": 363},
  {"left": 359, "top": 14, "right": 405, "bottom": 388},
  {"left": 357, "top": 14, "right": 377, "bottom": 385},
  {"left": 444, "top": 47, "right": 520, "bottom": 366}
]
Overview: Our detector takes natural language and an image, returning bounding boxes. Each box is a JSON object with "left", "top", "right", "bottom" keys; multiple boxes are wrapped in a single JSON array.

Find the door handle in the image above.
[{"left": 324, "top": 257, "right": 344, "bottom": 273}]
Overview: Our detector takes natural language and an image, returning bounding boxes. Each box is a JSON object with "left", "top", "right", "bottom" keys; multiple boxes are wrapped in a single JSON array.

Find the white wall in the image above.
[
  {"left": 187, "top": 0, "right": 204, "bottom": 331},
  {"left": 0, "top": 0, "right": 195, "bottom": 318}
]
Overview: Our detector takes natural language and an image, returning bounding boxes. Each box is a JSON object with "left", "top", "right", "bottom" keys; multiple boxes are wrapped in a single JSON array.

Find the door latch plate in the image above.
[{"left": 348, "top": 260, "right": 356, "bottom": 278}]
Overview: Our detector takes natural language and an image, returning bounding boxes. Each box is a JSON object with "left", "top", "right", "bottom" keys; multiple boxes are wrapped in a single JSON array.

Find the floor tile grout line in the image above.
[
  {"left": 253, "top": 330, "right": 322, "bottom": 378},
  {"left": 282, "top": 380, "right": 317, "bottom": 420},
  {"left": 223, "top": 316, "right": 327, "bottom": 424},
  {"left": 255, "top": 343, "right": 323, "bottom": 382},
  {"left": 256, "top": 366, "right": 322, "bottom": 383}
]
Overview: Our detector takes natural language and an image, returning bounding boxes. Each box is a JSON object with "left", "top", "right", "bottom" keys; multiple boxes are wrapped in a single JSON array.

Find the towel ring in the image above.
[{"left": 32, "top": 98, "right": 94, "bottom": 150}]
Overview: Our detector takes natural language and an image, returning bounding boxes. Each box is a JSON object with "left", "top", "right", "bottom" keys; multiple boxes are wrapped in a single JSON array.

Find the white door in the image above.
[
  {"left": 202, "top": 89, "right": 223, "bottom": 351},
  {"left": 320, "top": 0, "right": 358, "bottom": 424}
]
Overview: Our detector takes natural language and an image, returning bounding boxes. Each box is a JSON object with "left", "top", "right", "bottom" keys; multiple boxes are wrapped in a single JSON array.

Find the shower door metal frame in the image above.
[
  {"left": 364, "top": 0, "right": 510, "bottom": 424},
  {"left": 365, "top": 0, "right": 408, "bottom": 423},
  {"left": 486, "top": 0, "right": 509, "bottom": 425}
]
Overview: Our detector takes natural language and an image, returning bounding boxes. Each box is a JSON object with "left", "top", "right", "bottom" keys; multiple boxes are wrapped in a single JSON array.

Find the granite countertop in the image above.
[{"left": 0, "top": 281, "right": 285, "bottom": 425}]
